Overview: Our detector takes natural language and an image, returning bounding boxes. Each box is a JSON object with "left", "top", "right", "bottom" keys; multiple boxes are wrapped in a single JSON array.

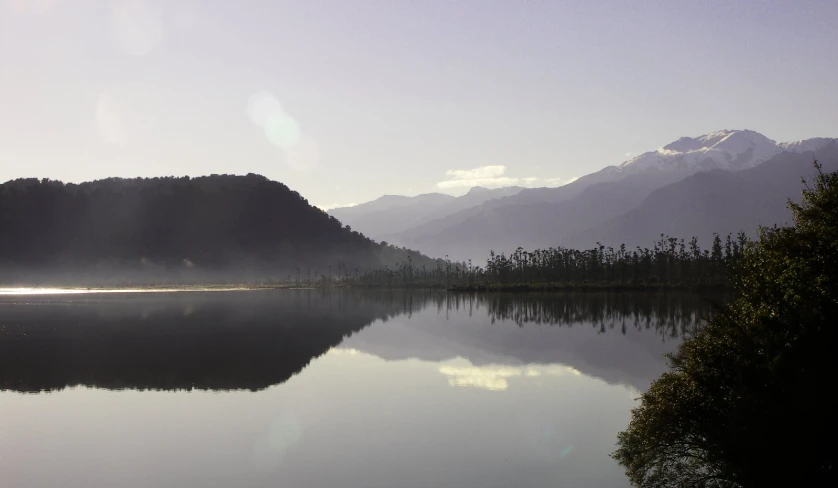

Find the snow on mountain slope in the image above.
[
  {"left": 389, "top": 130, "right": 836, "bottom": 261},
  {"left": 568, "top": 141, "right": 838, "bottom": 250},
  {"left": 778, "top": 137, "right": 837, "bottom": 153},
  {"left": 618, "top": 129, "right": 834, "bottom": 174}
]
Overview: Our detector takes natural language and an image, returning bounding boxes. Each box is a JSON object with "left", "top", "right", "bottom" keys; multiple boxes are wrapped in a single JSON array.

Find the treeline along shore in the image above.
[{"left": 1, "top": 174, "right": 750, "bottom": 291}]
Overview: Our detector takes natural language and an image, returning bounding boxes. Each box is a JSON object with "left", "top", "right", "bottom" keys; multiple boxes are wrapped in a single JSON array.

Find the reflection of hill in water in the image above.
[
  {"left": 0, "top": 290, "right": 419, "bottom": 393},
  {"left": 0, "top": 290, "right": 719, "bottom": 393}
]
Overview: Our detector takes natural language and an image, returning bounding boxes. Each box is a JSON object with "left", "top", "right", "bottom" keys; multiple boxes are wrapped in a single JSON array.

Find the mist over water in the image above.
[{"left": 0, "top": 290, "right": 714, "bottom": 487}]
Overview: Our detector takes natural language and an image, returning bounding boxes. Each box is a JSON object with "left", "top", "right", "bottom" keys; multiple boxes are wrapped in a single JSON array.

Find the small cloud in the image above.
[
  {"left": 625, "top": 152, "right": 632, "bottom": 157},
  {"left": 543, "top": 176, "right": 579, "bottom": 187},
  {"left": 445, "top": 165, "right": 506, "bottom": 181},
  {"left": 436, "top": 165, "right": 517, "bottom": 189},
  {"left": 316, "top": 202, "right": 357, "bottom": 211},
  {"left": 436, "top": 165, "right": 577, "bottom": 190}
]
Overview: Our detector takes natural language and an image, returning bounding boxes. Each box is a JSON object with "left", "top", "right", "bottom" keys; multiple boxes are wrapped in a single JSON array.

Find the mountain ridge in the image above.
[
  {"left": 359, "top": 130, "right": 836, "bottom": 261},
  {"left": 328, "top": 185, "right": 525, "bottom": 239},
  {"left": 567, "top": 142, "right": 838, "bottom": 250}
]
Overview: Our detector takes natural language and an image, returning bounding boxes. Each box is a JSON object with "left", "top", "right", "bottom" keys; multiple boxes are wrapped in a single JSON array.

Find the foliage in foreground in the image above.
[{"left": 612, "top": 163, "right": 838, "bottom": 487}]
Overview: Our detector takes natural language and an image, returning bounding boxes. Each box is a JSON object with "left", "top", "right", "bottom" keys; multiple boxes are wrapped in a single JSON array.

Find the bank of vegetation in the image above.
[
  {"left": 612, "top": 162, "right": 838, "bottom": 487},
  {"left": 349, "top": 233, "right": 749, "bottom": 290}
]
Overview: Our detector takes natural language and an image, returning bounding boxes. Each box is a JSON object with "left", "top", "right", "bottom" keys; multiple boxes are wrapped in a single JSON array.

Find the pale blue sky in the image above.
[{"left": 1, "top": 0, "right": 836, "bottom": 207}]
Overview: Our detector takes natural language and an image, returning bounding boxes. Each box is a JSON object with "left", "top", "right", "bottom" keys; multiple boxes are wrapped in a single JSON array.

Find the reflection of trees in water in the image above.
[
  {"left": 0, "top": 290, "right": 718, "bottom": 393},
  {"left": 424, "top": 292, "right": 721, "bottom": 342}
]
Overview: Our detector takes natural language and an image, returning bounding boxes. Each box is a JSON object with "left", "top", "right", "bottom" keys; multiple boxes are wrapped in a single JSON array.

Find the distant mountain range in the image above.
[
  {"left": 4, "top": 129, "right": 834, "bottom": 280},
  {"left": 329, "top": 130, "right": 838, "bottom": 261},
  {"left": 329, "top": 186, "right": 524, "bottom": 239}
]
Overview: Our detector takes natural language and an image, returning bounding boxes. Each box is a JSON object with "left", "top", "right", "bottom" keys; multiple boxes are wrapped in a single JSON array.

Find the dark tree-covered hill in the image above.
[{"left": 0, "top": 174, "right": 435, "bottom": 285}]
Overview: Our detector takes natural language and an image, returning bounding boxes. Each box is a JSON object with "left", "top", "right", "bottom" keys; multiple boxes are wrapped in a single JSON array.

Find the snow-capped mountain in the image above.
[
  {"left": 328, "top": 129, "right": 836, "bottom": 262},
  {"left": 618, "top": 129, "right": 835, "bottom": 173},
  {"left": 379, "top": 130, "right": 837, "bottom": 261}
]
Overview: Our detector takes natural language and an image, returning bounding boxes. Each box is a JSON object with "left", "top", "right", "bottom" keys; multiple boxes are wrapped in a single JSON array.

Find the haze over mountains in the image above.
[
  {"left": 329, "top": 130, "right": 838, "bottom": 262},
  {"left": 3, "top": 128, "right": 835, "bottom": 282},
  {"left": 329, "top": 186, "right": 524, "bottom": 239}
]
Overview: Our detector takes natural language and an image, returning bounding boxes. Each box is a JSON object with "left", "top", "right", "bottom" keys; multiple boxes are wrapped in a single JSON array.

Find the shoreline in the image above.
[{"left": 0, "top": 282, "right": 729, "bottom": 295}]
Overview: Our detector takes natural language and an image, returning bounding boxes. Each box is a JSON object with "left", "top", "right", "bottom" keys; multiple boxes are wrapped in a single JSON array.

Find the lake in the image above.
[{"left": 0, "top": 289, "right": 714, "bottom": 488}]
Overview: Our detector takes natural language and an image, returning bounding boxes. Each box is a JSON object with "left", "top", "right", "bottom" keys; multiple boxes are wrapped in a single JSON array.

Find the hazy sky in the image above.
[{"left": 1, "top": 0, "right": 836, "bottom": 208}]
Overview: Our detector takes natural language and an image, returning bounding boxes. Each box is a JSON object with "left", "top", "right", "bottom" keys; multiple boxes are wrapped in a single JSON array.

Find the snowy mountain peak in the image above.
[
  {"left": 693, "top": 129, "right": 776, "bottom": 150},
  {"left": 702, "top": 129, "right": 776, "bottom": 151},
  {"left": 619, "top": 130, "right": 834, "bottom": 174},
  {"left": 662, "top": 136, "right": 704, "bottom": 152}
]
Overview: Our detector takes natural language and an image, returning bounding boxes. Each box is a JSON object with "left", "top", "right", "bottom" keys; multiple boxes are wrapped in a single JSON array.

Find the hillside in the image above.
[
  {"left": 0, "top": 174, "right": 436, "bottom": 285},
  {"left": 404, "top": 169, "right": 692, "bottom": 261}
]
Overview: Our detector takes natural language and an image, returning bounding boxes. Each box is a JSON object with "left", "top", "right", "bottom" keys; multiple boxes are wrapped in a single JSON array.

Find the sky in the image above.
[{"left": 1, "top": 0, "right": 836, "bottom": 209}]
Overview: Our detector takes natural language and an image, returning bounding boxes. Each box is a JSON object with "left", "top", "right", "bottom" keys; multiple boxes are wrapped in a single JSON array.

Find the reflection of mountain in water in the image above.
[
  {"left": 344, "top": 292, "right": 718, "bottom": 392},
  {"left": 0, "top": 290, "right": 419, "bottom": 393},
  {"left": 0, "top": 290, "right": 718, "bottom": 393}
]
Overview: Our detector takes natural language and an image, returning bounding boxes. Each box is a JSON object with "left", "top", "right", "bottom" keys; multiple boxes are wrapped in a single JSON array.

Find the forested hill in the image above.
[{"left": 0, "top": 174, "right": 434, "bottom": 285}]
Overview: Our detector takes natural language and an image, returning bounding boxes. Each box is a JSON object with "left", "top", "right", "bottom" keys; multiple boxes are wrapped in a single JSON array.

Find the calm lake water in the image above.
[{"left": 0, "top": 290, "right": 713, "bottom": 488}]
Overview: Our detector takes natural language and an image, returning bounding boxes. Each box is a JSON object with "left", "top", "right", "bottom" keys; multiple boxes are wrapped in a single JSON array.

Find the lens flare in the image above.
[
  {"left": 247, "top": 90, "right": 319, "bottom": 169},
  {"left": 247, "top": 91, "right": 283, "bottom": 128},
  {"left": 264, "top": 113, "right": 301, "bottom": 149}
]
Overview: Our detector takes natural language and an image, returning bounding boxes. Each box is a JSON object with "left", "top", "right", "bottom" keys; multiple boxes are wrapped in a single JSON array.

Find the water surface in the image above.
[{"left": 0, "top": 290, "right": 712, "bottom": 488}]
